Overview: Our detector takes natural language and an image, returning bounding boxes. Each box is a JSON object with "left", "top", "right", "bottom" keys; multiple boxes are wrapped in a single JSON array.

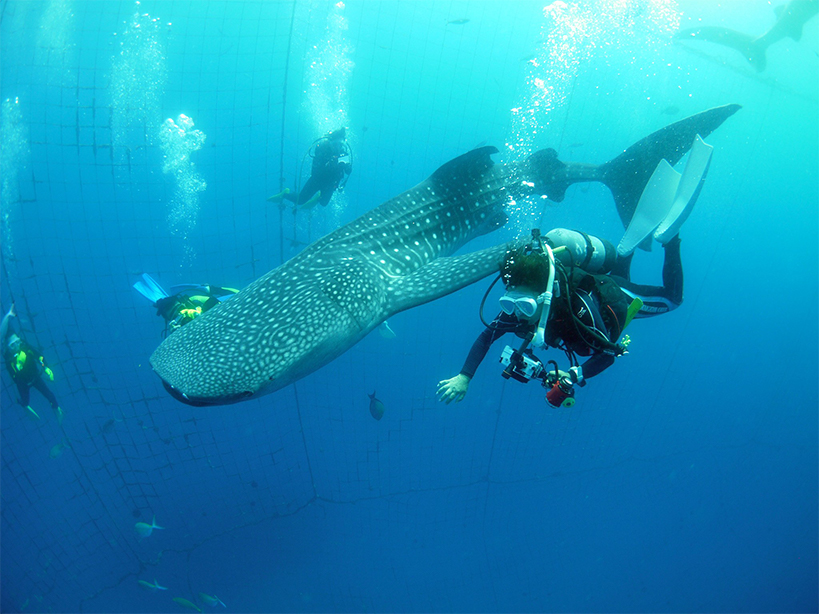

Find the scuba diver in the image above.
[
  {"left": 268, "top": 127, "right": 352, "bottom": 209},
  {"left": 133, "top": 274, "right": 238, "bottom": 336},
  {"left": 437, "top": 135, "right": 715, "bottom": 408},
  {"left": 1, "top": 303, "right": 64, "bottom": 422}
]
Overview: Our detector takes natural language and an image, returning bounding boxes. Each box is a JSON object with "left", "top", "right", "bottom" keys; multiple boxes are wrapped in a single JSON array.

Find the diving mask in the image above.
[{"left": 499, "top": 291, "right": 540, "bottom": 319}]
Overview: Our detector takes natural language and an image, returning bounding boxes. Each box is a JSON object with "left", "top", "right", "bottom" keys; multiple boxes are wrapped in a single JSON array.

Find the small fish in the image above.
[
  {"left": 49, "top": 441, "right": 69, "bottom": 459},
  {"left": 139, "top": 579, "right": 168, "bottom": 592},
  {"left": 199, "top": 593, "right": 226, "bottom": 608},
  {"left": 446, "top": 18, "right": 470, "bottom": 25},
  {"left": 368, "top": 391, "right": 385, "bottom": 421},
  {"left": 378, "top": 321, "right": 396, "bottom": 339},
  {"left": 134, "top": 515, "right": 164, "bottom": 538},
  {"left": 661, "top": 104, "right": 680, "bottom": 115},
  {"left": 173, "top": 597, "right": 203, "bottom": 612},
  {"left": 568, "top": 142, "right": 584, "bottom": 148}
]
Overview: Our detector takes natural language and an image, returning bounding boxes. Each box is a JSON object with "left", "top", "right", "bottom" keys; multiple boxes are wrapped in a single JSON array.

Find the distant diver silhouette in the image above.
[{"left": 675, "top": 0, "right": 819, "bottom": 72}]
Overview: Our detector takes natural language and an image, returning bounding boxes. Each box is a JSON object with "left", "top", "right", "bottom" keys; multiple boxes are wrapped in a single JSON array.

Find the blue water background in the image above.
[{"left": 1, "top": 0, "right": 817, "bottom": 612}]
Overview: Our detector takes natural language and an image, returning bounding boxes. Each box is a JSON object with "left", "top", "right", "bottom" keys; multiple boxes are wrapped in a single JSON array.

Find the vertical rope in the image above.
[{"left": 278, "top": 0, "right": 298, "bottom": 266}]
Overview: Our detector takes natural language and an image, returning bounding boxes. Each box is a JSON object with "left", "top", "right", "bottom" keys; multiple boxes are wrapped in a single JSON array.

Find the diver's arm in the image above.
[
  {"left": 438, "top": 315, "right": 515, "bottom": 404},
  {"left": 458, "top": 315, "right": 518, "bottom": 379},
  {"left": 578, "top": 352, "right": 615, "bottom": 380}
]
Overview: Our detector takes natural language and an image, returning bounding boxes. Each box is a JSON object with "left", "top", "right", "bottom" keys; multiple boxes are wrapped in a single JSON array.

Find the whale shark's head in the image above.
[{"left": 151, "top": 256, "right": 389, "bottom": 406}]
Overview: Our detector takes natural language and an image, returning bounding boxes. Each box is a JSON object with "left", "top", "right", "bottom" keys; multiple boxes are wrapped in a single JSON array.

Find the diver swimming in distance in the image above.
[
  {"left": 133, "top": 274, "right": 238, "bottom": 337},
  {"left": 675, "top": 0, "right": 818, "bottom": 72},
  {"left": 1, "top": 303, "right": 64, "bottom": 422},
  {"left": 268, "top": 127, "right": 352, "bottom": 209},
  {"left": 150, "top": 105, "right": 738, "bottom": 407},
  {"left": 437, "top": 135, "right": 716, "bottom": 407}
]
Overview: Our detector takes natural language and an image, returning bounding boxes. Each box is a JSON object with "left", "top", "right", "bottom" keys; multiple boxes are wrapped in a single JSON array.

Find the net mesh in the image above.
[{"left": 1, "top": 0, "right": 816, "bottom": 612}]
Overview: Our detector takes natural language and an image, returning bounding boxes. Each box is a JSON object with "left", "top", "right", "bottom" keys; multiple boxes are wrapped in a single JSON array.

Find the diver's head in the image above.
[
  {"left": 6, "top": 333, "right": 21, "bottom": 351},
  {"left": 328, "top": 127, "right": 346, "bottom": 141},
  {"left": 499, "top": 248, "right": 553, "bottom": 322},
  {"left": 501, "top": 248, "right": 551, "bottom": 293}
]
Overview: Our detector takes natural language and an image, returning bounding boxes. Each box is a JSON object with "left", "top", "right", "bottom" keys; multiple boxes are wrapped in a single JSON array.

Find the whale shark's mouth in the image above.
[{"left": 160, "top": 378, "right": 253, "bottom": 407}]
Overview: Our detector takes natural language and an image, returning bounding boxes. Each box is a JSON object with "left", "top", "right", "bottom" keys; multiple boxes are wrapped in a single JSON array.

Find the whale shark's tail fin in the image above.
[
  {"left": 599, "top": 103, "right": 740, "bottom": 232},
  {"left": 675, "top": 27, "right": 767, "bottom": 71},
  {"left": 525, "top": 104, "right": 740, "bottom": 235}
]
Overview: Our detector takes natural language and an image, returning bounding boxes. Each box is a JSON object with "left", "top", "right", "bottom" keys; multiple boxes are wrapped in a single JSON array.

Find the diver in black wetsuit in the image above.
[
  {"left": 269, "top": 127, "right": 352, "bottom": 208},
  {"left": 436, "top": 228, "right": 685, "bottom": 407},
  {"left": 1, "top": 303, "right": 64, "bottom": 422}
]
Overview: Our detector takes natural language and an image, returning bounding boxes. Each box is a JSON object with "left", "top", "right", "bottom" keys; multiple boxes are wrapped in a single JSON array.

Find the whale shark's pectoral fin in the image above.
[{"left": 386, "top": 242, "right": 511, "bottom": 315}]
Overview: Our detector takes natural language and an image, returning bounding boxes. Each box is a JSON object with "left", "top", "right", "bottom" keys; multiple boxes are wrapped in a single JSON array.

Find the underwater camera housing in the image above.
[
  {"left": 499, "top": 345, "right": 577, "bottom": 408},
  {"left": 500, "top": 345, "right": 544, "bottom": 383}
]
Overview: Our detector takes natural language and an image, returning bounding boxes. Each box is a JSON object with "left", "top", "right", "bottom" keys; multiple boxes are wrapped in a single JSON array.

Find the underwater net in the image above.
[{"left": 1, "top": 1, "right": 817, "bottom": 612}]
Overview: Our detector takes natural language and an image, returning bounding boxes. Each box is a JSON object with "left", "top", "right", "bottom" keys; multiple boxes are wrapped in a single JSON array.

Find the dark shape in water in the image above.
[
  {"left": 368, "top": 391, "right": 385, "bottom": 421},
  {"left": 675, "top": 0, "right": 818, "bottom": 72},
  {"left": 447, "top": 19, "right": 470, "bottom": 25},
  {"left": 661, "top": 105, "right": 680, "bottom": 116}
]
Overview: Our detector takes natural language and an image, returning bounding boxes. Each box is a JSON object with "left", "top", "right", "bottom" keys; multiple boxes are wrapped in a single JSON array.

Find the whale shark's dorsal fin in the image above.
[
  {"left": 387, "top": 242, "right": 511, "bottom": 315},
  {"left": 429, "top": 146, "right": 499, "bottom": 187}
]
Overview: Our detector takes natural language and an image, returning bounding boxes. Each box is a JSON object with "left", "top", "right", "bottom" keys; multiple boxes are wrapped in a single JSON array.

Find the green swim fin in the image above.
[{"left": 623, "top": 297, "right": 644, "bottom": 331}]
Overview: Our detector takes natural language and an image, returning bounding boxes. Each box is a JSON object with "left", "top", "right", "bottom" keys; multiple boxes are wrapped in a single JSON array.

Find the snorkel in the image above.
[{"left": 532, "top": 241, "right": 556, "bottom": 349}]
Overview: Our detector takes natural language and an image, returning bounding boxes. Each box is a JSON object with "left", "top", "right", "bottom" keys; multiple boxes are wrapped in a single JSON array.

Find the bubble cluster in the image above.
[
  {"left": 158, "top": 114, "right": 207, "bottom": 248},
  {"left": 303, "top": 1, "right": 354, "bottom": 218},
  {"left": 505, "top": 0, "right": 680, "bottom": 233},
  {"left": 1, "top": 97, "right": 30, "bottom": 261},
  {"left": 110, "top": 3, "right": 168, "bottom": 151},
  {"left": 36, "top": 0, "right": 75, "bottom": 87}
]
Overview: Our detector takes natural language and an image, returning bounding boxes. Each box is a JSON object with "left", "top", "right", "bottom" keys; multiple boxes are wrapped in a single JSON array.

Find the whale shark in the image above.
[
  {"left": 675, "top": 0, "right": 818, "bottom": 72},
  {"left": 150, "top": 104, "right": 740, "bottom": 406}
]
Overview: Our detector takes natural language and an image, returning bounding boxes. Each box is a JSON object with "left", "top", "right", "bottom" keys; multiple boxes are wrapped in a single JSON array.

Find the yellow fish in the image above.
[
  {"left": 173, "top": 597, "right": 202, "bottom": 612},
  {"left": 134, "top": 515, "right": 164, "bottom": 538}
]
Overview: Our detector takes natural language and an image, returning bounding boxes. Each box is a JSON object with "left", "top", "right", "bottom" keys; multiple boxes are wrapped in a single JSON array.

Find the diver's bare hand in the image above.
[{"left": 436, "top": 374, "right": 470, "bottom": 404}]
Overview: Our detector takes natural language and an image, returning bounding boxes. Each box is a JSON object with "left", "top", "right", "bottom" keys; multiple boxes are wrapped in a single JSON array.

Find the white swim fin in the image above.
[
  {"left": 133, "top": 274, "right": 169, "bottom": 304},
  {"left": 654, "top": 135, "right": 713, "bottom": 244},
  {"left": 617, "top": 134, "right": 714, "bottom": 256}
]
